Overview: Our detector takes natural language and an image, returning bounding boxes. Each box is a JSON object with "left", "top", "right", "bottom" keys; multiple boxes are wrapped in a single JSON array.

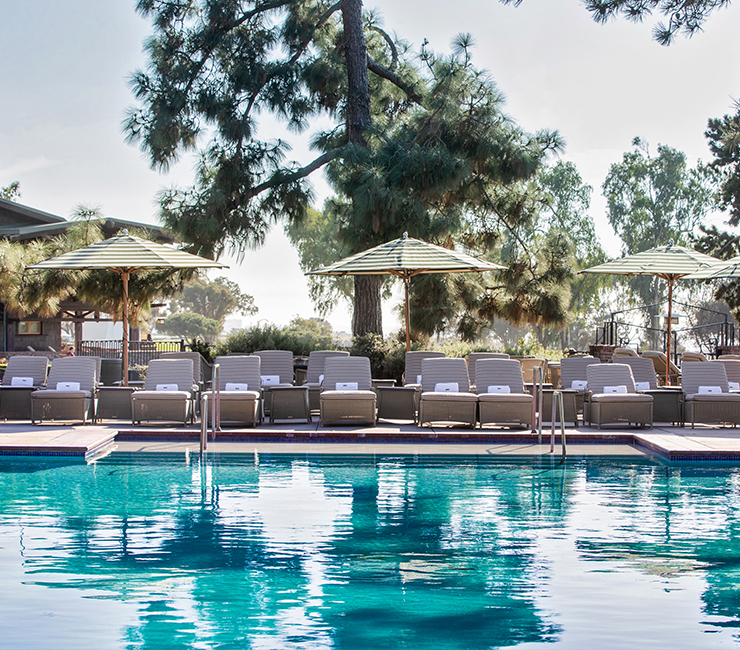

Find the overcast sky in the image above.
[{"left": 2, "top": 0, "right": 740, "bottom": 333}]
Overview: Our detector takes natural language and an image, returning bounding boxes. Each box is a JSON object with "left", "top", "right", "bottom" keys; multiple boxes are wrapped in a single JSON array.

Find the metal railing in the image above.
[{"left": 76, "top": 339, "right": 186, "bottom": 365}]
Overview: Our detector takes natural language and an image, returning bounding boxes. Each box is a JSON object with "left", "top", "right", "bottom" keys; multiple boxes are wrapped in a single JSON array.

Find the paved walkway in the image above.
[{"left": 2, "top": 419, "right": 740, "bottom": 462}]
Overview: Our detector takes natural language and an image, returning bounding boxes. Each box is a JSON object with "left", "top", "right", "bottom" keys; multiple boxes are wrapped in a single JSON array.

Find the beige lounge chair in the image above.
[
  {"left": 585, "top": 363, "right": 653, "bottom": 429},
  {"left": 467, "top": 352, "right": 510, "bottom": 390},
  {"left": 682, "top": 362, "right": 740, "bottom": 428},
  {"left": 319, "top": 356, "right": 376, "bottom": 426},
  {"left": 303, "top": 350, "right": 349, "bottom": 412},
  {"left": 520, "top": 357, "right": 548, "bottom": 385},
  {"left": 475, "top": 359, "right": 533, "bottom": 428},
  {"left": 0, "top": 356, "right": 49, "bottom": 420},
  {"left": 31, "top": 356, "right": 97, "bottom": 424},
  {"left": 560, "top": 356, "right": 601, "bottom": 419},
  {"left": 613, "top": 347, "right": 639, "bottom": 358},
  {"left": 642, "top": 350, "right": 681, "bottom": 386},
  {"left": 710, "top": 359, "right": 740, "bottom": 389},
  {"left": 681, "top": 351, "right": 708, "bottom": 363},
  {"left": 252, "top": 349, "right": 295, "bottom": 415},
  {"left": 617, "top": 356, "right": 682, "bottom": 425},
  {"left": 418, "top": 358, "right": 477, "bottom": 428},
  {"left": 403, "top": 351, "right": 446, "bottom": 387},
  {"left": 202, "top": 355, "right": 262, "bottom": 427},
  {"left": 131, "top": 358, "right": 195, "bottom": 425}
]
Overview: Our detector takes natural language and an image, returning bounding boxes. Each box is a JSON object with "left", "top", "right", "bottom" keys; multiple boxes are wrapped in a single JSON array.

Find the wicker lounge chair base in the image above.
[
  {"left": 478, "top": 393, "right": 533, "bottom": 428},
  {"left": 376, "top": 386, "right": 416, "bottom": 421},
  {"left": 418, "top": 393, "right": 477, "bottom": 428},
  {"left": 684, "top": 395, "right": 740, "bottom": 428},
  {"left": 320, "top": 391, "right": 376, "bottom": 426},
  {"left": 270, "top": 386, "right": 311, "bottom": 424},
  {"left": 0, "top": 387, "right": 36, "bottom": 420},
  {"left": 31, "top": 391, "right": 91, "bottom": 424},
  {"left": 587, "top": 395, "right": 653, "bottom": 429},
  {"left": 96, "top": 387, "right": 136, "bottom": 421},
  {"left": 540, "top": 390, "right": 578, "bottom": 427},
  {"left": 132, "top": 391, "right": 192, "bottom": 425},
  {"left": 202, "top": 392, "right": 260, "bottom": 427}
]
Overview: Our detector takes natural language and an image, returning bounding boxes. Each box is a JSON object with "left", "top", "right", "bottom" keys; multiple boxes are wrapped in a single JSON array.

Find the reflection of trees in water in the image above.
[
  {"left": 17, "top": 453, "right": 732, "bottom": 648},
  {"left": 574, "top": 462, "right": 740, "bottom": 633}
]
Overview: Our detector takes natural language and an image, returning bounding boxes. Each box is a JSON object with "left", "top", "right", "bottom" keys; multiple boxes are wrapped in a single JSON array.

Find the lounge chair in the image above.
[
  {"left": 710, "top": 359, "right": 740, "bottom": 390},
  {"left": 202, "top": 355, "right": 261, "bottom": 427},
  {"left": 682, "top": 362, "right": 740, "bottom": 428},
  {"left": 475, "top": 359, "right": 533, "bottom": 428},
  {"left": 319, "top": 356, "right": 376, "bottom": 426},
  {"left": 560, "top": 356, "right": 601, "bottom": 420},
  {"left": 520, "top": 357, "right": 548, "bottom": 385},
  {"left": 681, "top": 352, "right": 708, "bottom": 363},
  {"left": 0, "top": 355, "right": 49, "bottom": 420},
  {"left": 131, "top": 358, "right": 195, "bottom": 425},
  {"left": 585, "top": 363, "right": 653, "bottom": 429},
  {"left": 160, "top": 350, "right": 212, "bottom": 398},
  {"left": 30, "top": 356, "right": 97, "bottom": 424},
  {"left": 617, "top": 356, "right": 682, "bottom": 425},
  {"left": 418, "top": 358, "right": 478, "bottom": 428},
  {"left": 467, "top": 352, "right": 510, "bottom": 390},
  {"left": 642, "top": 350, "right": 681, "bottom": 386},
  {"left": 613, "top": 347, "right": 639, "bottom": 358},
  {"left": 304, "top": 350, "right": 350, "bottom": 412}
]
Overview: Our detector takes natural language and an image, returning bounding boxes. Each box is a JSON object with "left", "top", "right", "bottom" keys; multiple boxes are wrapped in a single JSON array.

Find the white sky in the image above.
[{"left": 2, "top": 0, "right": 740, "bottom": 334}]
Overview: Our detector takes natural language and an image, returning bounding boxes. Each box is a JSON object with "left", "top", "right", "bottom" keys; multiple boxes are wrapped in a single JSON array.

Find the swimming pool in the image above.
[{"left": 1, "top": 451, "right": 740, "bottom": 649}]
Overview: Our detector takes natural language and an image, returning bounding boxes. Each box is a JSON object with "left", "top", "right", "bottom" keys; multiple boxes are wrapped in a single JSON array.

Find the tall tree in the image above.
[
  {"left": 126, "top": 0, "right": 422, "bottom": 336},
  {"left": 603, "top": 137, "right": 720, "bottom": 331},
  {"left": 1, "top": 182, "right": 20, "bottom": 202},
  {"left": 169, "top": 276, "right": 257, "bottom": 325},
  {"left": 127, "top": 2, "right": 561, "bottom": 337}
]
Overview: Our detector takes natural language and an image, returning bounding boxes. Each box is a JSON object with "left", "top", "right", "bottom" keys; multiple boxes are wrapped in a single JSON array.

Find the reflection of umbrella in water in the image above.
[
  {"left": 307, "top": 233, "right": 506, "bottom": 351},
  {"left": 27, "top": 232, "right": 227, "bottom": 385},
  {"left": 581, "top": 243, "right": 719, "bottom": 385}
]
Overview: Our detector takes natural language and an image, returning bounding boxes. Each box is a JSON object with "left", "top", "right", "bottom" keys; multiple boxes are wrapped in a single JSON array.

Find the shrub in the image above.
[{"left": 215, "top": 324, "right": 337, "bottom": 356}]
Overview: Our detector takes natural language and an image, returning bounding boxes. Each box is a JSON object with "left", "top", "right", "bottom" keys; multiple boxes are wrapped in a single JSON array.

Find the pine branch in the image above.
[
  {"left": 250, "top": 147, "right": 346, "bottom": 196},
  {"left": 367, "top": 56, "right": 423, "bottom": 105}
]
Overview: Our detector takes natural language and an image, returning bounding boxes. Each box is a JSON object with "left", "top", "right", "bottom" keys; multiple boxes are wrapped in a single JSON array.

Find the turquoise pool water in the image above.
[{"left": 1, "top": 452, "right": 740, "bottom": 649}]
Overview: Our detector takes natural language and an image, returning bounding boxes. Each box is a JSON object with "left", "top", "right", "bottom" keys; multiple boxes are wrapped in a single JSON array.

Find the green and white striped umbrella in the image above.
[
  {"left": 307, "top": 233, "right": 505, "bottom": 350},
  {"left": 684, "top": 255, "right": 740, "bottom": 280},
  {"left": 581, "top": 243, "right": 720, "bottom": 384},
  {"left": 28, "top": 232, "right": 227, "bottom": 384}
]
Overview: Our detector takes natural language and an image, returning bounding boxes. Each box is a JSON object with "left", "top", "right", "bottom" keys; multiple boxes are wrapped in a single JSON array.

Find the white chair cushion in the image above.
[
  {"left": 335, "top": 382, "right": 358, "bottom": 390},
  {"left": 603, "top": 385, "right": 628, "bottom": 394},
  {"left": 156, "top": 383, "right": 179, "bottom": 391},
  {"left": 261, "top": 375, "right": 281, "bottom": 386},
  {"left": 56, "top": 382, "right": 81, "bottom": 391},
  {"left": 635, "top": 381, "right": 651, "bottom": 391},
  {"left": 11, "top": 376, "right": 33, "bottom": 387},
  {"left": 435, "top": 382, "right": 459, "bottom": 392},
  {"left": 571, "top": 380, "right": 587, "bottom": 390},
  {"left": 698, "top": 385, "right": 723, "bottom": 394},
  {"left": 487, "top": 385, "right": 511, "bottom": 393},
  {"left": 225, "top": 382, "right": 250, "bottom": 391}
]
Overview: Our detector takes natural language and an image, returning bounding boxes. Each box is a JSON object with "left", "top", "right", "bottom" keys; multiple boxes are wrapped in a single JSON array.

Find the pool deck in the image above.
[{"left": 2, "top": 418, "right": 740, "bottom": 462}]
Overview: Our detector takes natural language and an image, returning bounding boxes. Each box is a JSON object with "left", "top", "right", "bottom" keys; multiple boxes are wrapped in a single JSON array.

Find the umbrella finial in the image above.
[
  {"left": 402, "top": 232, "right": 408, "bottom": 239},
  {"left": 122, "top": 229, "right": 129, "bottom": 236}
]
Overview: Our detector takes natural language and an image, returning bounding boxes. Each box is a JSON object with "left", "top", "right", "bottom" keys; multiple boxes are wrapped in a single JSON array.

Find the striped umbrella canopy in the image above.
[
  {"left": 581, "top": 243, "right": 720, "bottom": 384},
  {"left": 684, "top": 255, "right": 740, "bottom": 280},
  {"left": 307, "top": 233, "right": 505, "bottom": 350},
  {"left": 27, "top": 232, "right": 227, "bottom": 385}
]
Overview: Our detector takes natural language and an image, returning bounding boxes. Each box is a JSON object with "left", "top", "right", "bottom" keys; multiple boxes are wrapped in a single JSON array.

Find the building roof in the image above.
[{"left": 0, "top": 197, "right": 172, "bottom": 242}]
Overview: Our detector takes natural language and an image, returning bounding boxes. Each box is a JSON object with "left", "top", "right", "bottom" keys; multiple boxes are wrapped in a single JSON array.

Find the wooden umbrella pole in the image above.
[
  {"left": 122, "top": 270, "right": 129, "bottom": 387},
  {"left": 666, "top": 279, "right": 673, "bottom": 386},
  {"left": 404, "top": 275, "right": 411, "bottom": 352}
]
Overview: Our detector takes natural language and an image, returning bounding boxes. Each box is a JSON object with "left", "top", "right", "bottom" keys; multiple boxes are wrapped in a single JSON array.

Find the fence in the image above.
[{"left": 76, "top": 339, "right": 186, "bottom": 366}]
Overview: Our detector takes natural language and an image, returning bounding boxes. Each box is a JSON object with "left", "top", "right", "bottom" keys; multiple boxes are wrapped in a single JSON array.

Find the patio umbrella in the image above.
[
  {"left": 307, "top": 232, "right": 505, "bottom": 351},
  {"left": 684, "top": 255, "right": 740, "bottom": 280},
  {"left": 27, "top": 232, "right": 227, "bottom": 385},
  {"left": 581, "top": 243, "right": 720, "bottom": 385}
]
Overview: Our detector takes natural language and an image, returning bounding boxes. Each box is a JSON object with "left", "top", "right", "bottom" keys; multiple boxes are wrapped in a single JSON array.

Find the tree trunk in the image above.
[
  {"left": 342, "top": 0, "right": 371, "bottom": 145},
  {"left": 342, "top": 0, "right": 382, "bottom": 336},
  {"left": 352, "top": 275, "right": 383, "bottom": 336}
]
